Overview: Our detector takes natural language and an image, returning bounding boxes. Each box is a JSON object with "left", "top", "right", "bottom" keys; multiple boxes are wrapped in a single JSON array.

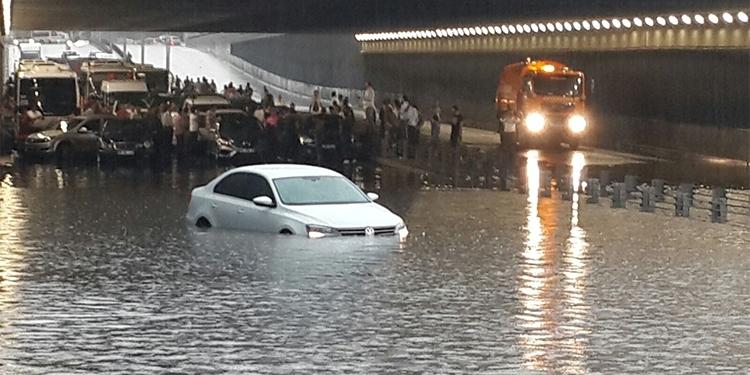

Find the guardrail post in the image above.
[
  {"left": 560, "top": 176, "right": 572, "bottom": 201},
  {"left": 599, "top": 170, "right": 610, "bottom": 197},
  {"left": 540, "top": 170, "right": 552, "bottom": 198},
  {"left": 675, "top": 191, "right": 691, "bottom": 217},
  {"left": 586, "top": 178, "right": 600, "bottom": 204},
  {"left": 679, "top": 183, "right": 694, "bottom": 206},
  {"left": 611, "top": 183, "right": 626, "bottom": 208},
  {"left": 652, "top": 179, "right": 665, "bottom": 202},
  {"left": 711, "top": 187, "right": 728, "bottom": 223},
  {"left": 640, "top": 186, "right": 656, "bottom": 213}
]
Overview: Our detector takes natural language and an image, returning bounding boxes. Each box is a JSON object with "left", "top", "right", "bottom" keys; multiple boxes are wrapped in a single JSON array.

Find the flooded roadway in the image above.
[{"left": 0, "top": 156, "right": 748, "bottom": 374}]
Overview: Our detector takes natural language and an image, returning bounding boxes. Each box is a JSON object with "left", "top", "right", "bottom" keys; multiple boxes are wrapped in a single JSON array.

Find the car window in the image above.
[{"left": 214, "top": 173, "right": 275, "bottom": 203}]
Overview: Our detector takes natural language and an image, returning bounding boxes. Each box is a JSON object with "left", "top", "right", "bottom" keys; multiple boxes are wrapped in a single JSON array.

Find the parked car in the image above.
[
  {"left": 202, "top": 109, "right": 266, "bottom": 162},
  {"left": 186, "top": 164, "right": 408, "bottom": 239},
  {"left": 99, "top": 118, "right": 157, "bottom": 159},
  {"left": 21, "top": 115, "right": 113, "bottom": 160},
  {"left": 30, "top": 31, "right": 69, "bottom": 44}
]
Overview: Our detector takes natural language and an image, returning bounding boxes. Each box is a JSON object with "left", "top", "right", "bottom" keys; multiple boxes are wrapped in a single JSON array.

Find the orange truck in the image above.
[{"left": 496, "top": 59, "right": 588, "bottom": 149}]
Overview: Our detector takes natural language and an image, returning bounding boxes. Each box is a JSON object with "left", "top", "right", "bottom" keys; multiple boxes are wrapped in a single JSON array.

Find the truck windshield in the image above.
[
  {"left": 110, "top": 92, "right": 149, "bottom": 107},
  {"left": 532, "top": 76, "right": 583, "bottom": 97},
  {"left": 17, "top": 78, "right": 78, "bottom": 116},
  {"left": 89, "top": 72, "right": 134, "bottom": 92}
]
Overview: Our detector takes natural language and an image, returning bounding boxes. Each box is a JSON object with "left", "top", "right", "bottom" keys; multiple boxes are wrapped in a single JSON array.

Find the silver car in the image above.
[{"left": 21, "top": 115, "right": 113, "bottom": 160}]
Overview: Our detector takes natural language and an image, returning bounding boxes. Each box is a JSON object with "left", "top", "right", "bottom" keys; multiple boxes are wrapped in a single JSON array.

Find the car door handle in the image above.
[
  {"left": 211, "top": 203, "right": 218, "bottom": 208},
  {"left": 237, "top": 209, "right": 245, "bottom": 214}
]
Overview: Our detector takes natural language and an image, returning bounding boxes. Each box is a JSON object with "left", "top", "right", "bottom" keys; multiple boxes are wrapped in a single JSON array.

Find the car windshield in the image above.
[
  {"left": 531, "top": 75, "right": 583, "bottom": 97},
  {"left": 218, "top": 113, "right": 261, "bottom": 142},
  {"left": 110, "top": 92, "right": 149, "bottom": 107},
  {"left": 102, "top": 120, "right": 148, "bottom": 142},
  {"left": 273, "top": 176, "right": 370, "bottom": 205}
]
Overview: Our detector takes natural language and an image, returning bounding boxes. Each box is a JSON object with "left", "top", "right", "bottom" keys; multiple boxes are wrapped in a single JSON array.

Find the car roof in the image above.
[
  {"left": 224, "top": 164, "right": 343, "bottom": 180},
  {"left": 215, "top": 109, "right": 245, "bottom": 114},
  {"left": 186, "top": 95, "right": 231, "bottom": 106}
]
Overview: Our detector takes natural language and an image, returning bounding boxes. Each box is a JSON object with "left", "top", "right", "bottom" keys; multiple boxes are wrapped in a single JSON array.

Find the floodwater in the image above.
[{"left": 0, "top": 156, "right": 748, "bottom": 374}]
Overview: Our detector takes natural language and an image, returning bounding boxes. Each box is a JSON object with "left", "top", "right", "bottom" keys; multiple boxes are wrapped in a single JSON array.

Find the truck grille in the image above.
[
  {"left": 543, "top": 102, "right": 575, "bottom": 113},
  {"left": 339, "top": 226, "right": 396, "bottom": 236}
]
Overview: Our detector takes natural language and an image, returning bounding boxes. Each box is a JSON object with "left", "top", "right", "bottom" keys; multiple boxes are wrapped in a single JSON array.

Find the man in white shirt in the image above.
[
  {"left": 363, "top": 81, "right": 376, "bottom": 128},
  {"left": 188, "top": 109, "right": 200, "bottom": 155},
  {"left": 404, "top": 102, "right": 420, "bottom": 159}
]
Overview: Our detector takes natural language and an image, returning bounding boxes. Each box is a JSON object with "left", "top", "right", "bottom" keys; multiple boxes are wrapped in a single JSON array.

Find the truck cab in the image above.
[
  {"left": 101, "top": 80, "right": 150, "bottom": 112},
  {"left": 80, "top": 60, "right": 137, "bottom": 99},
  {"left": 496, "top": 60, "right": 588, "bottom": 149}
]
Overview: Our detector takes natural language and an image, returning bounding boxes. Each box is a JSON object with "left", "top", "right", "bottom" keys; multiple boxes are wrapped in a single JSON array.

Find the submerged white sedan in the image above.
[{"left": 187, "top": 164, "right": 408, "bottom": 239}]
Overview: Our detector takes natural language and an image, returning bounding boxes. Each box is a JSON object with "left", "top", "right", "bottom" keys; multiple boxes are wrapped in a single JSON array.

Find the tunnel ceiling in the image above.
[{"left": 11, "top": 0, "right": 750, "bottom": 32}]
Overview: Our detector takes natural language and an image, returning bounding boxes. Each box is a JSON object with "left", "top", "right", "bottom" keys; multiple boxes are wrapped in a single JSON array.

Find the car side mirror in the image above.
[
  {"left": 252, "top": 196, "right": 275, "bottom": 208},
  {"left": 367, "top": 192, "right": 380, "bottom": 201}
]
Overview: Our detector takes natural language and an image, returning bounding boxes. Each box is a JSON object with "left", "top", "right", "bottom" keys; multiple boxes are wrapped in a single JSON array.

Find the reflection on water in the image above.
[
  {"left": 0, "top": 183, "right": 28, "bottom": 352},
  {"left": 518, "top": 151, "right": 591, "bottom": 373}
]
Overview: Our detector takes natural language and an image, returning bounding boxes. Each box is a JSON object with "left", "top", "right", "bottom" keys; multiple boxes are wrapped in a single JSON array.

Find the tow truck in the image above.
[{"left": 496, "top": 59, "right": 588, "bottom": 149}]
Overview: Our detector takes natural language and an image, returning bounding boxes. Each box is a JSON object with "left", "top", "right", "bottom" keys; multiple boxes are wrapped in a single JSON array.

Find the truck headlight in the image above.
[
  {"left": 525, "top": 112, "right": 545, "bottom": 133},
  {"left": 306, "top": 224, "right": 339, "bottom": 239},
  {"left": 568, "top": 115, "right": 587, "bottom": 133}
]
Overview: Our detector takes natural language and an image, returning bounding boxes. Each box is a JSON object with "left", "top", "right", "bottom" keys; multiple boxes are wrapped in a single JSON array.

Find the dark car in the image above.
[
  {"left": 21, "top": 115, "right": 114, "bottom": 161},
  {"left": 204, "top": 109, "right": 265, "bottom": 163},
  {"left": 99, "top": 118, "right": 157, "bottom": 159}
]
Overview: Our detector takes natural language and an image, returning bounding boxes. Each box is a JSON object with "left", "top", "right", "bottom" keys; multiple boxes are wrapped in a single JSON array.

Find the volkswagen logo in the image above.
[{"left": 364, "top": 227, "right": 375, "bottom": 236}]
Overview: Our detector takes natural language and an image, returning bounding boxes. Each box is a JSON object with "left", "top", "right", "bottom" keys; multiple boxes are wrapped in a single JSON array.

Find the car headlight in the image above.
[
  {"left": 143, "top": 140, "right": 153, "bottom": 149},
  {"left": 299, "top": 136, "right": 313, "bottom": 145},
  {"left": 217, "top": 138, "right": 233, "bottom": 147},
  {"left": 525, "top": 112, "right": 545, "bottom": 133},
  {"left": 568, "top": 115, "right": 587, "bottom": 133},
  {"left": 306, "top": 224, "right": 339, "bottom": 239},
  {"left": 395, "top": 222, "right": 409, "bottom": 241}
]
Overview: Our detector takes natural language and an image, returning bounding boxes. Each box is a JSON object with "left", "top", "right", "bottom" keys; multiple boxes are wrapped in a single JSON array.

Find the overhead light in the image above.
[
  {"left": 722, "top": 12, "right": 733, "bottom": 23},
  {"left": 516, "top": 24, "right": 524, "bottom": 33},
  {"left": 501, "top": 25, "right": 509, "bottom": 34},
  {"left": 681, "top": 15, "right": 691, "bottom": 25},
  {"left": 656, "top": 16, "right": 667, "bottom": 26},
  {"left": 494, "top": 26, "right": 503, "bottom": 34},
  {"left": 564, "top": 21, "right": 572, "bottom": 31},
  {"left": 539, "top": 23, "right": 547, "bottom": 32},
  {"left": 469, "top": 28, "right": 477, "bottom": 36},
  {"left": 458, "top": 28, "right": 465, "bottom": 36},
  {"left": 644, "top": 17, "right": 654, "bottom": 26},
  {"left": 546, "top": 22, "right": 555, "bottom": 32},
  {"left": 582, "top": 20, "right": 591, "bottom": 30},
  {"left": 592, "top": 20, "right": 601, "bottom": 30},
  {"left": 509, "top": 25, "right": 516, "bottom": 34},
  {"left": 694, "top": 15, "right": 705, "bottom": 24},
  {"left": 555, "top": 22, "right": 564, "bottom": 32},
  {"left": 602, "top": 19, "right": 611, "bottom": 29},
  {"left": 531, "top": 23, "right": 539, "bottom": 32},
  {"left": 622, "top": 19, "right": 631, "bottom": 28},
  {"left": 573, "top": 21, "right": 582, "bottom": 31},
  {"left": 739, "top": 11, "right": 749, "bottom": 23},
  {"left": 523, "top": 24, "right": 531, "bottom": 33},
  {"left": 488, "top": 26, "right": 495, "bottom": 35},
  {"left": 708, "top": 13, "right": 719, "bottom": 24},
  {"left": 633, "top": 17, "right": 643, "bottom": 27},
  {"left": 612, "top": 18, "right": 622, "bottom": 28},
  {"left": 481, "top": 26, "right": 489, "bottom": 35},
  {"left": 668, "top": 15, "right": 679, "bottom": 26}
]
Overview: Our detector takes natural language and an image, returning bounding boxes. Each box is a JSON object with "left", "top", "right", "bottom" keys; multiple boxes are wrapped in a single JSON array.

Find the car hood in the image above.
[
  {"left": 284, "top": 202, "right": 402, "bottom": 229},
  {"left": 33, "top": 129, "right": 64, "bottom": 139}
]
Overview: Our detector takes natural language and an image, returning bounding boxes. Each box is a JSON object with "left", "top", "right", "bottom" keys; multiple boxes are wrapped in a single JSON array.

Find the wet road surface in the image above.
[{"left": 0, "top": 159, "right": 748, "bottom": 374}]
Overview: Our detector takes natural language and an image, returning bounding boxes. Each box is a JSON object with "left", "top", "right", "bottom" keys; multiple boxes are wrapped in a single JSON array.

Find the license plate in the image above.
[
  {"left": 117, "top": 150, "right": 135, "bottom": 156},
  {"left": 239, "top": 148, "right": 255, "bottom": 153},
  {"left": 504, "top": 122, "right": 517, "bottom": 133}
]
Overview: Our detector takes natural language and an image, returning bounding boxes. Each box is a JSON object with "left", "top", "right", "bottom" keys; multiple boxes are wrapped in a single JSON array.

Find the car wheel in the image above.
[
  {"left": 196, "top": 217, "right": 212, "bottom": 229},
  {"left": 279, "top": 229, "right": 293, "bottom": 235}
]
